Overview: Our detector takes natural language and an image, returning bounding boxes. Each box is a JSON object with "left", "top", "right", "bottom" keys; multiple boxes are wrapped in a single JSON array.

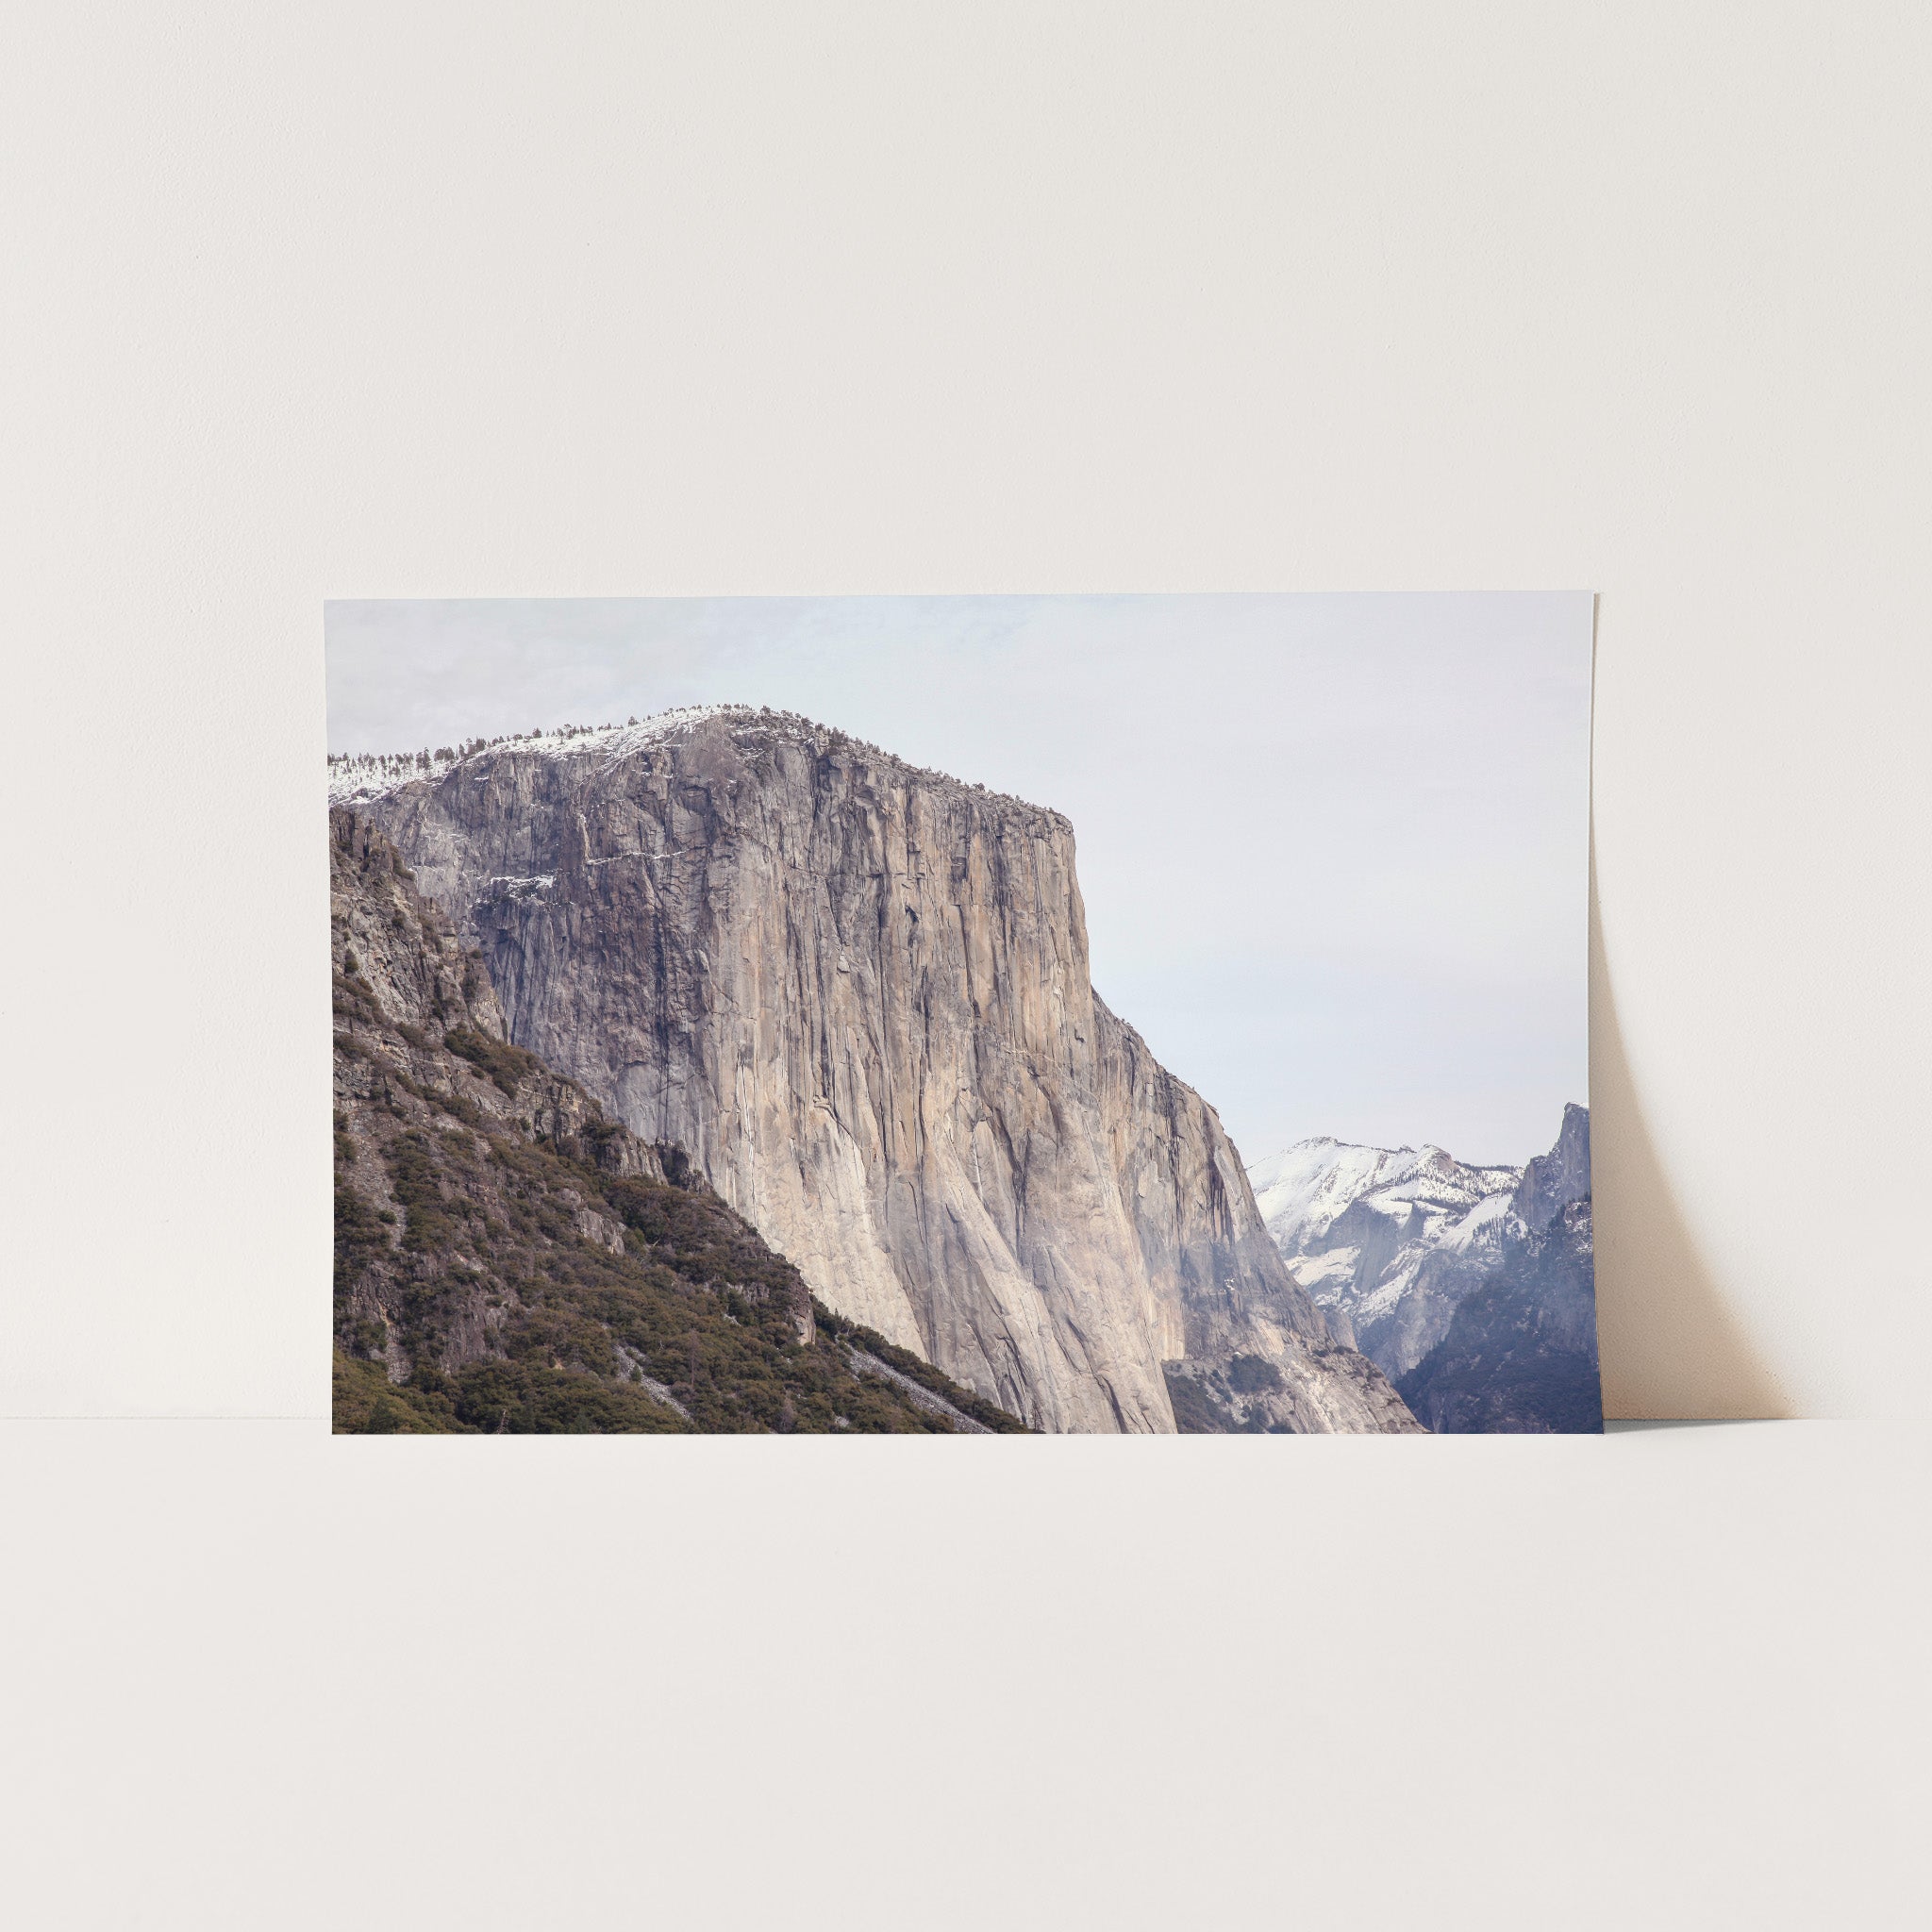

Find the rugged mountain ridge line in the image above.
[
  {"left": 341, "top": 706, "right": 1420, "bottom": 1434},
  {"left": 330, "top": 807, "right": 1027, "bottom": 1434},
  {"left": 1251, "top": 1107, "right": 1601, "bottom": 1433}
]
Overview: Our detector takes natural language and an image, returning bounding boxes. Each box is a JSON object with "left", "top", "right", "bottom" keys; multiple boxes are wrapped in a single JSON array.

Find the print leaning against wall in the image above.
[{"left": 326, "top": 593, "right": 1597, "bottom": 1434}]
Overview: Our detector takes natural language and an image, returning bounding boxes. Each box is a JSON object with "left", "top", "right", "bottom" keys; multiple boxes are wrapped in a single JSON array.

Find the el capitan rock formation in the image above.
[{"left": 331, "top": 708, "right": 1420, "bottom": 1434}]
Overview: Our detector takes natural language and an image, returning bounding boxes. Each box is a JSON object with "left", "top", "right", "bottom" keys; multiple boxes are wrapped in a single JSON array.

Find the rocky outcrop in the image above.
[
  {"left": 334, "top": 708, "right": 1420, "bottom": 1433},
  {"left": 1512, "top": 1102, "right": 1591, "bottom": 1235}
]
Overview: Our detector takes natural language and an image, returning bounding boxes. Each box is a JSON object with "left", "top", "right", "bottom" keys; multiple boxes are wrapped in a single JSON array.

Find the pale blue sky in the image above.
[{"left": 326, "top": 593, "right": 1591, "bottom": 1167}]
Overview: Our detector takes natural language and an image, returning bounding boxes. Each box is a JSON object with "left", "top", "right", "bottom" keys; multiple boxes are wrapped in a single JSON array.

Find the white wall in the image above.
[{"left": 4, "top": 8, "right": 1930, "bottom": 1927}]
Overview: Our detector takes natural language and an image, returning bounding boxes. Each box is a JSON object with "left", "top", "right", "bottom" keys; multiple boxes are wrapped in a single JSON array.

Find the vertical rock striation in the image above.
[
  {"left": 333, "top": 708, "right": 1420, "bottom": 1433},
  {"left": 328, "top": 808, "right": 1024, "bottom": 1435}
]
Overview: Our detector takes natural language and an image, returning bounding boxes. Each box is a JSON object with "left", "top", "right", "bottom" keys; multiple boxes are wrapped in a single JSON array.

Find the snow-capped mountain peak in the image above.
[
  {"left": 1245, "top": 1133, "right": 1524, "bottom": 1374},
  {"left": 1243, "top": 1111, "right": 1595, "bottom": 1430},
  {"left": 1247, "top": 1137, "right": 1520, "bottom": 1257}
]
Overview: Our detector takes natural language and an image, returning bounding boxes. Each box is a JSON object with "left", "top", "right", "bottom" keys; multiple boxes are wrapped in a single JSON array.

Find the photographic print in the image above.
[{"left": 328, "top": 594, "right": 1596, "bottom": 1434}]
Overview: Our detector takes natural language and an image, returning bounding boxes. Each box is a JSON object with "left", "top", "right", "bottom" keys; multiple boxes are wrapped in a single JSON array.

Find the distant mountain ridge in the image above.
[
  {"left": 1248, "top": 1138, "right": 1524, "bottom": 1374},
  {"left": 1248, "top": 1107, "right": 1601, "bottom": 1432}
]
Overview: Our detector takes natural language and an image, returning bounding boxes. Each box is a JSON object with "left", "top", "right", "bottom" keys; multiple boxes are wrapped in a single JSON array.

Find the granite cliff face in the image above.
[
  {"left": 332, "top": 708, "right": 1419, "bottom": 1434},
  {"left": 330, "top": 808, "right": 1026, "bottom": 1435}
]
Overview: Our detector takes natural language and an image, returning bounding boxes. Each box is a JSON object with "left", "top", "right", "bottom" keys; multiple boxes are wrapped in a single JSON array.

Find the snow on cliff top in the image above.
[
  {"left": 327, "top": 706, "right": 736, "bottom": 804},
  {"left": 326, "top": 702, "right": 1065, "bottom": 823}
]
